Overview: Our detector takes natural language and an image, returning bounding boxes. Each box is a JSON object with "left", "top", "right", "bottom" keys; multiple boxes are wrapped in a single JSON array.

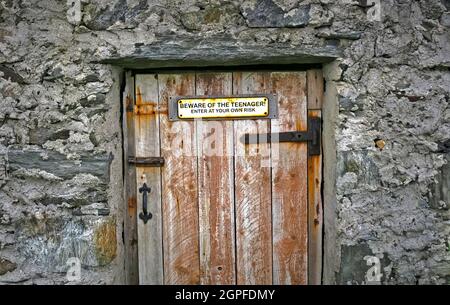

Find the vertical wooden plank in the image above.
[
  {"left": 159, "top": 74, "right": 200, "bottom": 284},
  {"left": 135, "top": 74, "right": 163, "bottom": 284},
  {"left": 308, "top": 109, "right": 323, "bottom": 285},
  {"left": 233, "top": 72, "right": 273, "bottom": 284},
  {"left": 123, "top": 71, "right": 139, "bottom": 285},
  {"left": 307, "top": 69, "right": 324, "bottom": 110},
  {"left": 271, "top": 72, "right": 308, "bottom": 285},
  {"left": 307, "top": 69, "right": 324, "bottom": 284},
  {"left": 196, "top": 73, "right": 236, "bottom": 285}
]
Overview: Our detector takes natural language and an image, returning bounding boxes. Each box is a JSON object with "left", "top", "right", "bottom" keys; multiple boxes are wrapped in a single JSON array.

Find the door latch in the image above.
[
  {"left": 128, "top": 156, "right": 164, "bottom": 167},
  {"left": 241, "top": 116, "right": 321, "bottom": 156},
  {"left": 139, "top": 183, "right": 152, "bottom": 224}
]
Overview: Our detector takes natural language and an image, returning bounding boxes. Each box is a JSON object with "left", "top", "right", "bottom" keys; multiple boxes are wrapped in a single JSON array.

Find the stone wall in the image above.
[{"left": 0, "top": 0, "right": 449, "bottom": 284}]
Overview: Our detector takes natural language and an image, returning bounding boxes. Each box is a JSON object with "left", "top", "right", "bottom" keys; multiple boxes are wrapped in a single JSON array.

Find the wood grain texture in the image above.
[
  {"left": 307, "top": 110, "right": 323, "bottom": 285},
  {"left": 271, "top": 72, "right": 308, "bottom": 285},
  {"left": 196, "top": 73, "right": 236, "bottom": 284},
  {"left": 307, "top": 69, "right": 324, "bottom": 110},
  {"left": 131, "top": 70, "right": 323, "bottom": 285},
  {"left": 123, "top": 72, "right": 139, "bottom": 285},
  {"left": 233, "top": 72, "right": 273, "bottom": 284},
  {"left": 159, "top": 74, "right": 200, "bottom": 284},
  {"left": 307, "top": 69, "right": 324, "bottom": 284},
  {"left": 135, "top": 74, "right": 163, "bottom": 284}
]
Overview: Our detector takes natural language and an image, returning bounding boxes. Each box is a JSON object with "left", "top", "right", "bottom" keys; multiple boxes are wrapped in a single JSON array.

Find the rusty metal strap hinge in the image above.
[
  {"left": 128, "top": 156, "right": 165, "bottom": 167},
  {"left": 241, "top": 116, "right": 321, "bottom": 156}
]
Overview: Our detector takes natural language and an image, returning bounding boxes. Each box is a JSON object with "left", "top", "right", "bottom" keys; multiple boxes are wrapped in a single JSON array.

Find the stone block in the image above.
[
  {"left": 0, "top": 258, "right": 16, "bottom": 276},
  {"left": 7, "top": 147, "right": 112, "bottom": 182},
  {"left": 16, "top": 216, "right": 117, "bottom": 271},
  {"left": 241, "top": 0, "right": 310, "bottom": 28}
]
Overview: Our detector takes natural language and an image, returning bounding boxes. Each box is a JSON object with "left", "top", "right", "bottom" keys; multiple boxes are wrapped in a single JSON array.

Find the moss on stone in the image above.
[
  {"left": 204, "top": 7, "right": 222, "bottom": 24},
  {"left": 345, "top": 159, "right": 360, "bottom": 173},
  {"left": 94, "top": 218, "right": 117, "bottom": 266}
]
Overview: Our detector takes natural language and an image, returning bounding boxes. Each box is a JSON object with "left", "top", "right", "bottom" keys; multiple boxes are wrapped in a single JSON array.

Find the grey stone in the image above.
[
  {"left": 337, "top": 150, "right": 380, "bottom": 188},
  {"left": 419, "top": 0, "right": 446, "bottom": 20},
  {"left": 43, "top": 66, "right": 64, "bottom": 81},
  {"left": 83, "top": 0, "right": 149, "bottom": 31},
  {"left": 241, "top": 0, "right": 310, "bottom": 28},
  {"left": 180, "top": 4, "right": 244, "bottom": 31},
  {"left": 438, "top": 139, "right": 450, "bottom": 153},
  {"left": 441, "top": 12, "right": 450, "bottom": 27},
  {"left": 339, "top": 97, "right": 355, "bottom": 111},
  {"left": 429, "top": 153, "right": 450, "bottom": 210},
  {"left": 0, "top": 258, "right": 16, "bottom": 275},
  {"left": 180, "top": 12, "right": 203, "bottom": 31},
  {"left": 79, "top": 74, "right": 100, "bottom": 84},
  {"left": 441, "top": 0, "right": 450, "bottom": 10},
  {"left": 16, "top": 216, "right": 117, "bottom": 271},
  {"left": 317, "top": 31, "right": 363, "bottom": 40},
  {"left": 0, "top": 65, "right": 25, "bottom": 84},
  {"left": 86, "top": 107, "right": 109, "bottom": 118},
  {"left": 29, "top": 128, "right": 71, "bottom": 145},
  {"left": 73, "top": 203, "right": 110, "bottom": 216},
  {"left": 7, "top": 148, "right": 112, "bottom": 182},
  {"left": 38, "top": 186, "right": 108, "bottom": 207},
  {"left": 101, "top": 34, "right": 341, "bottom": 69},
  {"left": 79, "top": 93, "right": 106, "bottom": 107}
]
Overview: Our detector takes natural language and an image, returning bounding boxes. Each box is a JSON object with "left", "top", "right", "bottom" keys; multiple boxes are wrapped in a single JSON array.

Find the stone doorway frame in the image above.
[{"left": 105, "top": 43, "right": 341, "bottom": 284}]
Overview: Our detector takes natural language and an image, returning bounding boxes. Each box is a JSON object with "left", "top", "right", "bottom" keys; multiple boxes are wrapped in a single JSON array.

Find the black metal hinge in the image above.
[
  {"left": 241, "top": 116, "right": 321, "bottom": 156},
  {"left": 355, "top": 0, "right": 376, "bottom": 8},
  {"left": 128, "top": 156, "right": 165, "bottom": 167}
]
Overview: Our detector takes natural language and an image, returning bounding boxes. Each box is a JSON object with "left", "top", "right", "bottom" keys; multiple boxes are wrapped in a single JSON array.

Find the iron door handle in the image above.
[{"left": 139, "top": 183, "right": 152, "bottom": 224}]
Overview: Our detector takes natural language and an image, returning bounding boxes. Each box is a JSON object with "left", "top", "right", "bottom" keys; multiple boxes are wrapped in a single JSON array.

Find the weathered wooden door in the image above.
[{"left": 126, "top": 70, "right": 323, "bottom": 285}]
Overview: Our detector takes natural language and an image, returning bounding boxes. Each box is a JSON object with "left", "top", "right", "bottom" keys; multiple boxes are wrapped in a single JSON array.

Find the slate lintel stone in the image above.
[
  {"left": 7, "top": 148, "right": 112, "bottom": 182},
  {"left": 98, "top": 34, "right": 341, "bottom": 69}
]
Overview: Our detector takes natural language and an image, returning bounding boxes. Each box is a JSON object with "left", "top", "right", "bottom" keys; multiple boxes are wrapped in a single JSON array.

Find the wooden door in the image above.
[{"left": 128, "top": 70, "right": 323, "bottom": 285}]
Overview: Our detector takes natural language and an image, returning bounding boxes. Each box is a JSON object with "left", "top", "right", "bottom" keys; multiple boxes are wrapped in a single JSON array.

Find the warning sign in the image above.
[{"left": 169, "top": 95, "right": 277, "bottom": 120}]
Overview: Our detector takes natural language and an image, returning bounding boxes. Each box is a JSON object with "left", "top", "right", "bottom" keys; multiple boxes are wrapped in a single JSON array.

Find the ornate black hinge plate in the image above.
[{"left": 241, "top": 116, "right": 321, "bottom": 156}]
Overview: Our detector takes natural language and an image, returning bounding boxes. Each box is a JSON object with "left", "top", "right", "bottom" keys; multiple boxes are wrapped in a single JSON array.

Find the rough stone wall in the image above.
[
  {"left": 0, "top": 0, "right": 448, "bottom": 284},
  {"left": 0, "top": 0, "right": 124, "bottom": 284}
]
